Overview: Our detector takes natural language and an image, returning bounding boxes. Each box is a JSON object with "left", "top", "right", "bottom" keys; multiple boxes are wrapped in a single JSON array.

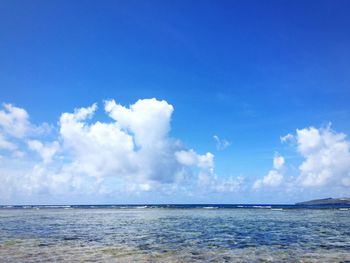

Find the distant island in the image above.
[{"left": 296, "top": 197, "right": 350, "bottom": 205}]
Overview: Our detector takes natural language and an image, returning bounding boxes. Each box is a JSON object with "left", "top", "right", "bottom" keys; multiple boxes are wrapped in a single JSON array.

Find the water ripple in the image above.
[{"left": 1, "top": 208, "right": 350, "bottom": 262}]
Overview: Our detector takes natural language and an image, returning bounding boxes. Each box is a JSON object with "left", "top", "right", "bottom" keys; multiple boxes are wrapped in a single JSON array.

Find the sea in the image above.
[{"left": 1, "top": 204, "right": 350, "bottom": 262}]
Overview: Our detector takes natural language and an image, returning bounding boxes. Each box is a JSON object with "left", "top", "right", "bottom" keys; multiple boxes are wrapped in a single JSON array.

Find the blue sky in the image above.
[{"left": 0, "top": 0, "right": 350, "bottom": 204}]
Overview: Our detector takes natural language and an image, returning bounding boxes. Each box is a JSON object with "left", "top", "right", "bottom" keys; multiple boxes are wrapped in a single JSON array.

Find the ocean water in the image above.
[{"left": 1, "top": 205, "right": 350, "bottom": 262}]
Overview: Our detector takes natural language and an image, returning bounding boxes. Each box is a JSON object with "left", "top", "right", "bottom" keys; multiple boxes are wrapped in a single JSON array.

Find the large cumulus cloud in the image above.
[
  {"left": 0, "top": 99, "right": 237, "bottom": 202},
  {"left": 294, "top": 125, "right": 350, "bottom": 187}
]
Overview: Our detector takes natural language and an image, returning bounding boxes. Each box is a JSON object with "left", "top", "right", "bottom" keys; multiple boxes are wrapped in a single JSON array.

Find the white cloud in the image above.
[
  {"left": 0, "top": 103, "right": 51, "bottom": 156},
  {"left": 0, "top": 134, "right": 16, "bottom": 150},
  {"left": 253, "top": 153, "right": 285, "bottom": 189},
  {"left": 273, "top": 154, "right": 285, "bottom": 170},
  {"left": 253, "top": 125, "right": 350, "bottom": 193},
  {"left": 174, "top": 148, "right": 242, "bottom": 193},
  {"left": 280, "top": 133, "right": 294, "bottom": 143},
  {"left": 105, "top": 99, "right": 173, "bottom": 147},
  {"left": 253, "top": 170, "right": 283, "bottom": 189},
  {"left": 12, "top": 150, "right": 25, "bottom": 158},
  {"left": 213, "top": 135, "right": 231, "bottom": 150},
  {"left": 0, "top": 98, "right": 224, "bottom": 202},
  {"left": 295, "top": 125, "right": 350, "bottom": 187},
  {"left": 27, "top": 140, "right": 59, "bottom": 164},
  {"left": 103, "top": 99, "right": 186, "bottom": 184},
  {"left": 198, "top": 173, "right": 244, "bottom": 193},
  {"left": 4, "top": 99, "right": 349, "bottom": 203},
  {"left": 175, "top": 149, "right": 214, "bottom": 170},
  {"left": 0, "top": 103, "right": 30, "bottom": 138},
  {"left": 0, "top": 104, "right": 29, "bottom": 154},
  {"left": 59, "top": 103, "right": 136, "bottom": 179}
]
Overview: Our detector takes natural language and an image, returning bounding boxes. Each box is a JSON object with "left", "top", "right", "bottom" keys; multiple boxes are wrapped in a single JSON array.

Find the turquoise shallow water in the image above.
[{"left": 1, "top": 206, "right": 350, "bottom": 262}]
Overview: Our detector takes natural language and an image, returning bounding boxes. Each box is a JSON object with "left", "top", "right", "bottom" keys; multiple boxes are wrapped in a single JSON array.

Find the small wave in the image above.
[
  {"left": 134, "top": 206, "right": 148, "bottom": 209},
  {"left": 253, "top": 205, "right": 272, "bottom": 209},
  {"left": 43, "top": 205, "right": 72, "bottom": 208}
]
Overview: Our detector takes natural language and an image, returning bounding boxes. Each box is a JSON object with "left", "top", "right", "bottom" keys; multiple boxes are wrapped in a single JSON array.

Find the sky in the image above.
[{"left": 0, "top": 0, "right": 350, "bottom": 204}]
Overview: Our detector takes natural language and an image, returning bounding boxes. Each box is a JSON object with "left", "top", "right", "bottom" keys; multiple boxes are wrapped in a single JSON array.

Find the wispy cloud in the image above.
[{"left": 213, "top": 135, "right": 231, "bottom": 151}]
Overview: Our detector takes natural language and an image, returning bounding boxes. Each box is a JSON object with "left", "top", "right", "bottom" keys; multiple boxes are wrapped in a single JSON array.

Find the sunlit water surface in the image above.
[{"left": 1, "top": 207, "right": 350, "bottom": 262}]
